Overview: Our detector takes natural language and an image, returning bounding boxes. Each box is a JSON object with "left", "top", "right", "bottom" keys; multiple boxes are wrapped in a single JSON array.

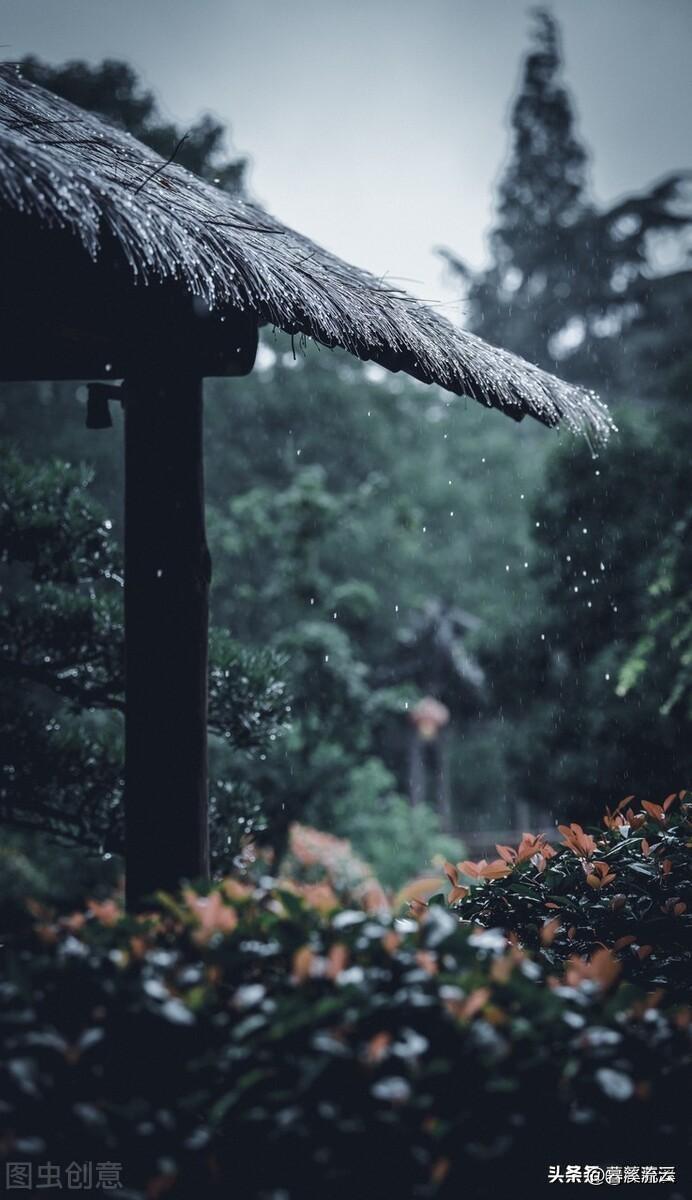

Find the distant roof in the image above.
[{"left": 0, "top": 65, "right": 613, "bottom": 441}]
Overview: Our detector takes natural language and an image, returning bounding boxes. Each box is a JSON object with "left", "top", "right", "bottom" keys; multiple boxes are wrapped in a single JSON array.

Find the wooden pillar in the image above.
[{"left": 124, "top": 368, "right": 210, "bottom": 907}]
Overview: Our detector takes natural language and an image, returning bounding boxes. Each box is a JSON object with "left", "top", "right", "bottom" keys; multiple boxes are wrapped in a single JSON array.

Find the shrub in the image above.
[
  {"left": 1, "top": 875, "right": 690, "bottom": 1199},
  {"left": 448, "top": 791, "right": 692, "bottom": 996}
]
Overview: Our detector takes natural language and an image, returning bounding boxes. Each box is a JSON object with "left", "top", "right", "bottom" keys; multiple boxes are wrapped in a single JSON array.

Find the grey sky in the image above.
[{"left": 2, "top": 0, "right": 690, "bottom": 308}]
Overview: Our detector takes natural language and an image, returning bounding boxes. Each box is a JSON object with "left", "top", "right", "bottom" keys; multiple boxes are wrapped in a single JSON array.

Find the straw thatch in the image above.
[{"left": 0, "top": 65, "right": 614, "bottom": 440}]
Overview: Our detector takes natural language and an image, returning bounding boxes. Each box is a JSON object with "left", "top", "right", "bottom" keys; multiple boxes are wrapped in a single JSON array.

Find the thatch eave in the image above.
[{"left": 0, "top": 65, "right": 614, "bottom": 441}]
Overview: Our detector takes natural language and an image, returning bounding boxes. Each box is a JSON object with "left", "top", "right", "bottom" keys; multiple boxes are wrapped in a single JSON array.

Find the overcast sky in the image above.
[{"left": 2, "top": 0, "right": 690, "bottom": 308}]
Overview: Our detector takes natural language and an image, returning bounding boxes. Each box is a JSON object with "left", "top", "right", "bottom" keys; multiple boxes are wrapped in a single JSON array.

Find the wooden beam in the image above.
[{"left": 124, "top": 369, "right": 209, "bottom": 907}]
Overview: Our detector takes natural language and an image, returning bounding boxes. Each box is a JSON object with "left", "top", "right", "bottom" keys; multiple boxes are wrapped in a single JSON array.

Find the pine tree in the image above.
[
  {"left": 441, "top": 9, "right": 592, "bottom": 371},
  {"left": 441, "top": 9, "right": 692, "bottom": 389}
]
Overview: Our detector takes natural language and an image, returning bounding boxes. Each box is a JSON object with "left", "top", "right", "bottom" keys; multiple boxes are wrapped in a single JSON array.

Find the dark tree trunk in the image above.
[
  {"left": 434, "top": 731, "right": 451, "bottom": 831},
  {"left": 408, "top": 731, "right": 425, "bottom": 808},
  {"left": 124, "top": 370, "right": 209, "bottom": 907}
]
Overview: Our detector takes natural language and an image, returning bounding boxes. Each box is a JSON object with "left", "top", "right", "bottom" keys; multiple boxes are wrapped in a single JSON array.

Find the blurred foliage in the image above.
[
  {"left": 0, "top": 869, "right": 690, "bottom": 1198},
  {"left": 1, "top": 20, "right": 690, "bottom": 904},
  {"left": 483, "top": 412, "right": 689, "bottom": 818},
  {"left": 618, "top": 502, "right": 692, "bottom": 722},
  {"left": 448, "top": 790, "right": 692, "bottom": 997},
  {"left": 440, "top": 8, "right": 691, "bottom": 819}
]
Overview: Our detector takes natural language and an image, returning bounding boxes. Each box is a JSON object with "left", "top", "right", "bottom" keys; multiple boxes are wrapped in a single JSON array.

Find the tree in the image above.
[
  {"left": 0, "top": 449, "right": 290, "bottom": 868},
  {"left": 618, "top": 498, "right": 692, "bottom": 723},
  {"left": 440, "top": 9, "right": 692, "bottom": 390},
  {"left": 439, "top": 9, "right": 592, "bottom": 372},
  {"left": 20, "top": 57, "right": 246, "bottom": 194},
  {"left": 483, "top": 411, "right": 690, "bottom": 820},
  {"left": 434, "top": 9, "right": 692, "bottom": 822}
]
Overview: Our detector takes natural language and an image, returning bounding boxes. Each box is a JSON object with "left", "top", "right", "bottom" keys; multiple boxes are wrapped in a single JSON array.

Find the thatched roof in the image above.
[{"left": 0, "top": 65, "right": 614, "bottom": 441}]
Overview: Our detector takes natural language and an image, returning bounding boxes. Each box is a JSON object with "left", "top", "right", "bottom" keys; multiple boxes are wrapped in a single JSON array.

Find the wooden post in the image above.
[
  {"left": 434, "top": 731, "right": 451, "bottom": 832},
  {"left": 124, "top": 368, "right": 210, "bottom": 907},
  {"left": 408, "top": 731, "right": 425, "bottom": 808}
]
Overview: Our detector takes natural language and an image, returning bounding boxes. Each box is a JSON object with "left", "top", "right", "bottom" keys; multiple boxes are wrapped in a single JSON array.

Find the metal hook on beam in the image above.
[{"left": 86, "top": 381, "right": 124, "bottom": 429}]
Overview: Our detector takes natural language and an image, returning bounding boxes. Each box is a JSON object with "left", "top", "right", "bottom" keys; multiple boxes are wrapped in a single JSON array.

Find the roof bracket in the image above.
[{"left": 86, "top": 381, "right": 124, "bottom": 430}]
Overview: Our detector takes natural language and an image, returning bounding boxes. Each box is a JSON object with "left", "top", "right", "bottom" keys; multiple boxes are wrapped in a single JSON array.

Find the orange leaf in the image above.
[
  {"left": 87, "top": 899, "right": 121, "bottom": 927},
  {"left": 292, "top": 945, "right": 314, "bottom": 982},
  {"left": 364, "top": 1031, "right": 391, "bottom": 1064},
  {"left": 482, "top": 859, "right": 513, "bottom": 880},
  {"left": 461, "top": 987, "right": 491, "bottom": 1019},
  {"left": 431, "top": 1158, "right": 451, "bottom": 1185},
  {"left": 457, "top": 860, "right": 483, "bottom": 879},
  {"left": 443, "top": 860, "right": 459, "bottom": 886},
  {"left": 326, "top": 942, "right": 349, "bottom": 980},
  {"left": 396, "top": 876, "right": 445, "bottom": 907}
]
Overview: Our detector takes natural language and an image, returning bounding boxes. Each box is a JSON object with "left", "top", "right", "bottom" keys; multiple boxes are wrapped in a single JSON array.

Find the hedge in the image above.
[
  {"left": 1, "top": 856, "right": 690, "bottom": 1199},
  {"left": 447, "top": 791, "right": 692, "bottom": 997}
]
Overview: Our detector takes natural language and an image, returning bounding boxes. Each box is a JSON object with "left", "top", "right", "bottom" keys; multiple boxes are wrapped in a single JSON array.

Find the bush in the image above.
[
  {"left": 1, "top": 871, "right": 690, "bottom": 1199},
  {"left": 448, "top": 791, "right": 692, "bottom": 996}
]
